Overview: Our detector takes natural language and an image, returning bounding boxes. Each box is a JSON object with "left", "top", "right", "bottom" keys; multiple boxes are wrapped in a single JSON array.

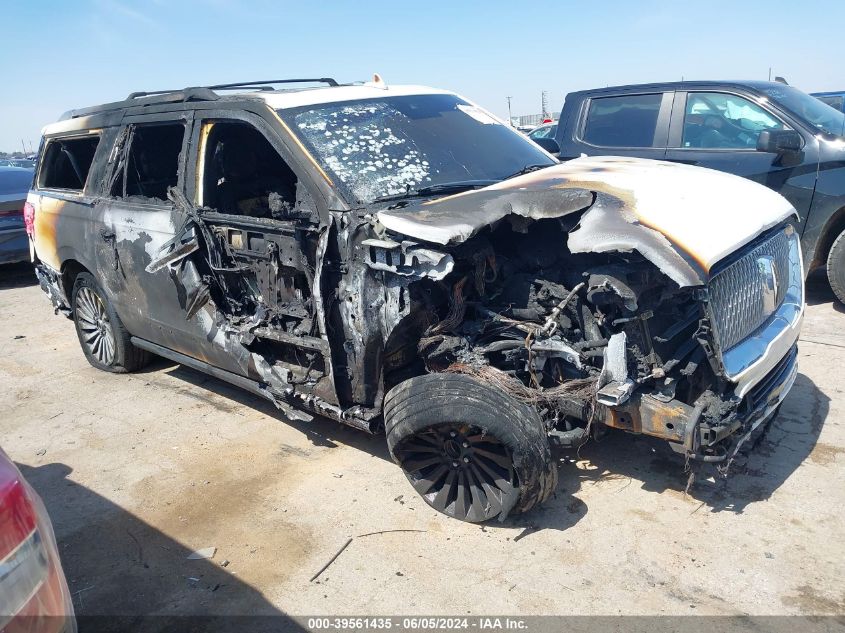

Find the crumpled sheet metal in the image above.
[{"left": 377, "top": 156, "right": 796, "bottom": 288}]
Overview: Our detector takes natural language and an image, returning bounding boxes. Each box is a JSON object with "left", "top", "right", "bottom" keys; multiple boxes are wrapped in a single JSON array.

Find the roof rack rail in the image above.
[
  {"left": 126, "top": 78, "right": 338, "bottom": 99},
  {"left": 61, "top": 87, "right": 221, "bottom": 121},
  {"left": 60, "top": 78, "right": 341, "bottom": 121},
  {"left": 125, "top": 87, "right": 219, "bottom": 100},
  {"left": 126, "top": 88, "right": 184, "bottom": 99},
  {"left": 207, "top": 78, "right": 339, "bottom": 90}
]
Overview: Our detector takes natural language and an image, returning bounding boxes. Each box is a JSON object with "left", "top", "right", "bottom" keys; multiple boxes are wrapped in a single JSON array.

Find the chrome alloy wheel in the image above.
[{"left": 75, "top": 287, "right": 116, "bottom": 366}]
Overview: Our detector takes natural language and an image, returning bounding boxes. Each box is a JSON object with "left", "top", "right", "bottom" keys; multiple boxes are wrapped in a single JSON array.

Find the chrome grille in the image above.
[{"left": 709, "top": 229, "right": 791, "bottom": 352}]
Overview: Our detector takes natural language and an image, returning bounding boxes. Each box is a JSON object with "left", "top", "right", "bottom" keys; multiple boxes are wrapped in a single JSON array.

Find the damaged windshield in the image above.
[{"left": 281, "top": 94, "right": 556, "bottom": 204}]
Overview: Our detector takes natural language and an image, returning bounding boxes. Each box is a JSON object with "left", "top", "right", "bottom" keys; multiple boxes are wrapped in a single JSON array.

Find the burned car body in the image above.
[{"left": 26, "top": 79, "right": 803, "bottom": 523}]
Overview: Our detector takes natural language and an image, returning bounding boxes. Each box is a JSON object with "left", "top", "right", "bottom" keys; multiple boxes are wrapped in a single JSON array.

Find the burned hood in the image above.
[{"left": 376, "top": 156, "right": 796, "bottom": 287}]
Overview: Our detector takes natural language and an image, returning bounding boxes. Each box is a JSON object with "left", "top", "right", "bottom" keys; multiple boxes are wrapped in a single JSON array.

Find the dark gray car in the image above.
[{"left": 0, "top": 166, "right": 34, "bottom": 264}]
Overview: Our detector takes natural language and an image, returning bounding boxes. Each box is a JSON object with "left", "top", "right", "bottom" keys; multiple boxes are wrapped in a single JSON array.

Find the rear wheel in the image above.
[
  {"left": 827, "top": 229, "right": 845, "bottom": 305},
  {"left": 384, "top": 373, "right": 557, "bottom": 523},
  {"left": 71, "top": 272, "right": 150, "bottom": 373}
]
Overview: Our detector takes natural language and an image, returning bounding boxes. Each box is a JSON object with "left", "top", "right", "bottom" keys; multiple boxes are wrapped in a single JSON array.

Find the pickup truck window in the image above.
[
  {"left": 581, "top": 93, "right": 662, "bottom": 148},
  {"left": 681, "top": 92, "right": 787, "bottom": 149}
]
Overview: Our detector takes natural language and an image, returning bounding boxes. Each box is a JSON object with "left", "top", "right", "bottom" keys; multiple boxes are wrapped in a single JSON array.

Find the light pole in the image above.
[{"left": 506, "top": 96, "right": 513, "bottom": 126}]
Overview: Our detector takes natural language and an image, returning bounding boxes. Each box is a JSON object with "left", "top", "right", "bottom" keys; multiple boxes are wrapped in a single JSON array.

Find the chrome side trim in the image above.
[{"left": 723, "top": 229, "right": 804, "bottom": 398}]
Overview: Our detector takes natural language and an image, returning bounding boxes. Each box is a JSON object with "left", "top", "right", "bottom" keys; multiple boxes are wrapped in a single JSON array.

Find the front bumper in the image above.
[{"left": 604, "top": 343, "right": 799, "bottom": 454}]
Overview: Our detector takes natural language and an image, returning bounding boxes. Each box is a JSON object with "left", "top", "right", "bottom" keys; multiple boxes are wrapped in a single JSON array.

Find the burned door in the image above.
[
  {"left": 94, "top": 113, "right": 205, "bottom": 355},
  {"left": 174, "top": 116, "right": 338, "bottom": 405}
]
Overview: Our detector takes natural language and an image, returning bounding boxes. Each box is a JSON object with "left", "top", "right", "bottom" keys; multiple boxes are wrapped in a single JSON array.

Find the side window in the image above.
[
  {"left": 681, "top": 92, "right": 788, "bottom": 149},
  {"left": 38, "top": 135, "right": 100, "bottom": 191},
  {"left": 110, "top": 122, "right": 184, "bottom": 201},
  {"left": 529, "top": 124, "right": 557, "bottom": 140},
  {"left": 581, "top": 94, "right": 663, "bottom": 147},
  {"left": 198, "top": 120, "right": 301, "bottom": 219}
]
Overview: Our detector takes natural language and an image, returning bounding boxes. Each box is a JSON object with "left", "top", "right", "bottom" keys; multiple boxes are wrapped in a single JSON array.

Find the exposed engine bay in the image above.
[{"left": 369, "top": 213, "right": 742, "bottom": 462}]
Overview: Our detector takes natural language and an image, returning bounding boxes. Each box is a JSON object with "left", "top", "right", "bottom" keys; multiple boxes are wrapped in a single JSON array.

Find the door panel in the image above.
[
  {"left": 35, "top": 194, "right": 99, "bottom": 272},
  {"left": 93, "top": 116, "right": 221, "bottom": 359},
  {"left": 95, "top": 196, "right": 188, "bottom": 340},
  {"left": 155, "top": 113, "right": 339, "bottom": 402},
  {"left": 562, "top": 91, "right": 673, "bottom": 161},
  {"left": 665, "top": 91, "right": 818, "bottom": 232}
]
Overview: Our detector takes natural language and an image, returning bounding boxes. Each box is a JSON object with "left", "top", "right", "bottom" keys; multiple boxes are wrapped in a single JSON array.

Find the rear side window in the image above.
[
  {"left": 581, "top": 94, "right": 663, "bottom": 147},
  {"left": 38, "top": 136, "right": 100, "bottom": 191},
  {"left": 110, "top": 123, "right": 185, "bottom": 201}
]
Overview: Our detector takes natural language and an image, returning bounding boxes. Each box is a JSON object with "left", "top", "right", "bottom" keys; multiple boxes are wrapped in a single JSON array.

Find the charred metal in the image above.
[
  {"left": 27, "top": 83, "right": 804, "bottom": 524},
  {"left": 32, "top": 167, "right": 794, "bottom": 466},
  {"left": 370, "top": 208, "right": 733, "bottom": 454}
]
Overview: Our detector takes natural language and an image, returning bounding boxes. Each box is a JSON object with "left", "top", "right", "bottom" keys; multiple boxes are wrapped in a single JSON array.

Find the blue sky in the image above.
[{"left": 2, "top": 0, "right": 842, "bottom": 151}]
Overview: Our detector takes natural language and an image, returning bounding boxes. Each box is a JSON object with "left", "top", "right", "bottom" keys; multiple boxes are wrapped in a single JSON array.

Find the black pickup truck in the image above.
[{"left": 538, "top": 81, "right": 845, "bottom": 303}]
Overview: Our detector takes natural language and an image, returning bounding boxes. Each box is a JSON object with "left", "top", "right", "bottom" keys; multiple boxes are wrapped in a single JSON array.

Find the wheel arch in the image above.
[
  {"left": 60, "top": 259, "right": 92, "bottom": 299},
  {"left": 382, "top": 307, "right": 432, "bottom": 393},
  {"left": 811, "top": 203, "right": 845, "bottom": 271}
]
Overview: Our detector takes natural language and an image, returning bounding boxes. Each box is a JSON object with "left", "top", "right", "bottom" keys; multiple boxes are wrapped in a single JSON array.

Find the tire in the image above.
[
  {"left": 71, "top": 272, "right": 150, "bottom": 373},
  {"left": 827, "top": 229, "right": 845, "bottom": 305},
  {"left": 384, "top": 373, "right": 557, "bottom": 523}
]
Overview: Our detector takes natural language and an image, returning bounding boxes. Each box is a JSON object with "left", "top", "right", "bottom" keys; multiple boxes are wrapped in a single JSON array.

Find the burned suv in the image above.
[{"left": 26, "top": 78, "right": 803, "bottom": 522}]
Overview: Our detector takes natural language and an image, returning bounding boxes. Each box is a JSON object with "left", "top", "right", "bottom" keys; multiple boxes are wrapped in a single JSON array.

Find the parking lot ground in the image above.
[{"left": 1, "top": 262, "right": 844, "bottom": 617}]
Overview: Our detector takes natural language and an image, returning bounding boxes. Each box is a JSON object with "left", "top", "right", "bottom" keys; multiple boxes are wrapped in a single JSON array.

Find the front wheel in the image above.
[
  {"left": 71, "top": 272, "right": 150, "bottom": 373},
  {"left": 384, "top": 373, "right": 557, "bottom": 523}
]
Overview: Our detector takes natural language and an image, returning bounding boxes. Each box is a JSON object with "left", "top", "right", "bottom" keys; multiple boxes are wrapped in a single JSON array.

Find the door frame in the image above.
[
  {"left": 570, "top": 89, "right": 674, "bottom": 160},
  {"left": 666, "top": 88, "right": 805, "bottom": 151},
  {"left": 94, "top": 109, "right": 196, "bottom": 345}
]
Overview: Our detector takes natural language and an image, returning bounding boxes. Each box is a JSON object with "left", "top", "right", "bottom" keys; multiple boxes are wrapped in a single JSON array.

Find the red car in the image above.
[{"left": 0, "top": 448, "right": 75, "bottom": 633}]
